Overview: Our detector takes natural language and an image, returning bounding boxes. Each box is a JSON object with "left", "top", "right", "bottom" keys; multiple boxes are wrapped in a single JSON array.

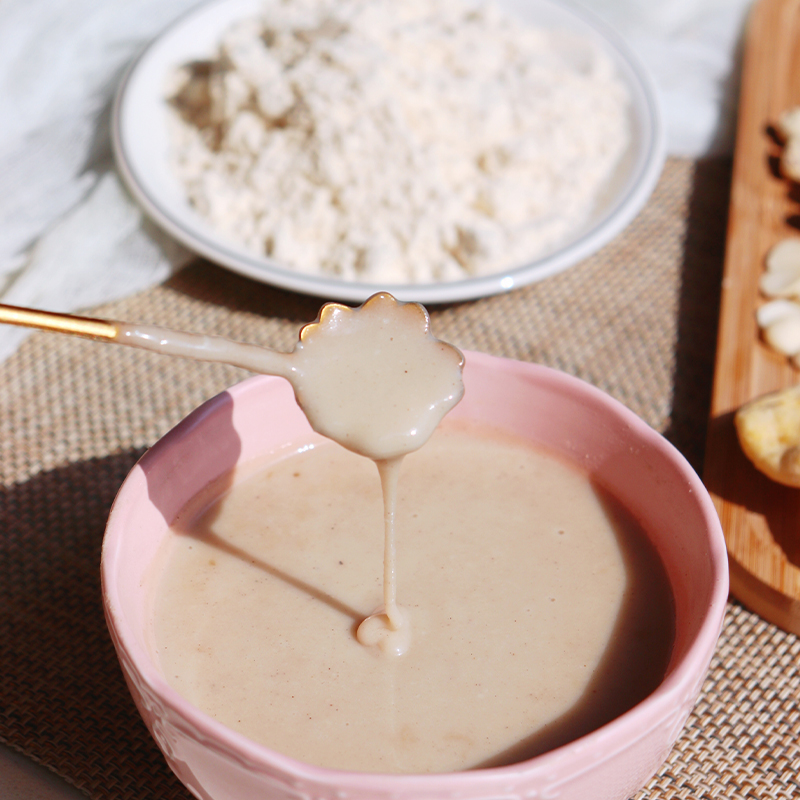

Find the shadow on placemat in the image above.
[
  {"left": 0, "top": 450, "right": 193, "bottom": 800},
  {"left": 664, "top": 157, "right": 731, "bottom": 473},
  {"left": 165, "top": 261, "right": 333, "bottom": 327}
]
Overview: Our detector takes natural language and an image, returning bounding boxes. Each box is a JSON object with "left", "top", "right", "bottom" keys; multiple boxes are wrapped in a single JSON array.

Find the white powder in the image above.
[{"left": 167, "top": 0, "right": 631, "bottom": 284}]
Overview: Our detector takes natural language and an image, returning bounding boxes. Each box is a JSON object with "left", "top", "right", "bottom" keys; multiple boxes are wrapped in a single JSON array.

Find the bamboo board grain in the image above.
[{"left": 704, "top": 0, "right": 800, "bottom": 633}]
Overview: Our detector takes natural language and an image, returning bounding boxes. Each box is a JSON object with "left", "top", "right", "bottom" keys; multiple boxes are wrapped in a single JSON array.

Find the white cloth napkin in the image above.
[
  {"left": 0, "top": 0, "right": 753, "bottom": 362},
  {"left": 584, "top": 0, "right": 753, "bottom": 155},
  {"left": 0, "top": 0, "right": 198, "bottom": 362}
]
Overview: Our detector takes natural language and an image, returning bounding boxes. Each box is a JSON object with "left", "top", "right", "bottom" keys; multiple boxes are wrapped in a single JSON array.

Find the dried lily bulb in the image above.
[
  {"left": 760, "top": 238, "right": 800, "bottom": 298},
  {"left": 777, "top": 106, "right": 800, "bottom": 181},
  {"left": 757, "top": 239, "right": 800, "bottom": 365}
]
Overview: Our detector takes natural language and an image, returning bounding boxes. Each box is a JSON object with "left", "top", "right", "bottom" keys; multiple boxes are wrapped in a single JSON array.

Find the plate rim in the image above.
[{"left": 112, "top": 0, "right": 666, "bottom": 304}]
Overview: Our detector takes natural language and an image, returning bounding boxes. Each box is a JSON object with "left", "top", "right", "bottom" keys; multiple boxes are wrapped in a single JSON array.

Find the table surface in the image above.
[{"left": 0, "top": 157, "right": 798, "bottom": 799}]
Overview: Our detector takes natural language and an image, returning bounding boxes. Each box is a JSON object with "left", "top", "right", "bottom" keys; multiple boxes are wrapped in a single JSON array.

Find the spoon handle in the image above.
[
  {"left": 0, "top": 302, "right": 295, "bottom": 379},
  {"left": 0, "top": 303, "right": 118, "bottom": 340}
]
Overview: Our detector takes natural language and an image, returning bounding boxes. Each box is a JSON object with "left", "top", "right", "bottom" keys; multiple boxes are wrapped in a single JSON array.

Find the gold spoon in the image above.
[
  {"left": 0, "top": 303, "right": 118, "bottom": 341},
  {"left": 0, "top": 298, "right": 465, "bottom": 463}
]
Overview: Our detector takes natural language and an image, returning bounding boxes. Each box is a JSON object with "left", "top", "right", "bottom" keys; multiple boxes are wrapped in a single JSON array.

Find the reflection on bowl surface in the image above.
[{"left": 102, "top": 351, "right": 727, "bottom": 800}]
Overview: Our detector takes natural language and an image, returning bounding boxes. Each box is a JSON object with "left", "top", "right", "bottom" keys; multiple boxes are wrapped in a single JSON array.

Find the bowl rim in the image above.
[{"left": 101, "top": 353, "right": 728, "bottom": 789}]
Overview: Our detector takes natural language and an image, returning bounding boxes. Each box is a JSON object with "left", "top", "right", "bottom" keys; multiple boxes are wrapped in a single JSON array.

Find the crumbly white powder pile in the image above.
[{"left": 166, "top": 0, "right": 631, "bottom": 284}]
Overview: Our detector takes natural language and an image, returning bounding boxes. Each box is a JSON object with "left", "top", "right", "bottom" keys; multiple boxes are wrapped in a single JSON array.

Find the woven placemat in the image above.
[{"left": 1, "top": 157, "right": 798, "bottom": 799}]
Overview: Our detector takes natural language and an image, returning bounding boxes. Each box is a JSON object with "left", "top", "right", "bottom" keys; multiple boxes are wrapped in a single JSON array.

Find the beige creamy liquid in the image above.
[{"left": 153, "top": 422, "right": 674, "bottom": 774}]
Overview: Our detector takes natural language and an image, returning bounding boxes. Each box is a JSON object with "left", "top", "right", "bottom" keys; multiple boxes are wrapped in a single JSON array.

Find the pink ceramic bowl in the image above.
[{"left": 101, "top": 351, "right": 728, "bottom": 800}]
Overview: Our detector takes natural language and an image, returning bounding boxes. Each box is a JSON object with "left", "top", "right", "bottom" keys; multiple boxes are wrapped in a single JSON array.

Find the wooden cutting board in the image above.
[{"left": 704, "top": 0, "right": 800, "bottom": 634}]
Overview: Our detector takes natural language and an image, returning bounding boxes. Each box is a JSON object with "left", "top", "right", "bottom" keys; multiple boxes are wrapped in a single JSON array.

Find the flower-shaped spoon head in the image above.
[{"left": 292, "top": 292, "right": 464, "bottom": 461}]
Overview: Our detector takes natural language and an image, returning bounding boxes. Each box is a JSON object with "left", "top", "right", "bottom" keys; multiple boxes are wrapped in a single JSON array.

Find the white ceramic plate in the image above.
[{"left": 112, "top": 0, "right": 665, "bottom": 304}]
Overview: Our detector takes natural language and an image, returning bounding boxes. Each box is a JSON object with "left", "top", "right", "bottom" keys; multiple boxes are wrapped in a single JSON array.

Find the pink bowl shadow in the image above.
[{"left": 101, "top": 351, "right": 728, "bottom": 800}]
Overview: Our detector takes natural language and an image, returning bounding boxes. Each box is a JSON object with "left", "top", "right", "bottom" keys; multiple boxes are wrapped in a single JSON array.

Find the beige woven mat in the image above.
[{"left": 0, "top": 157, "right": 798, "bottom": 798}]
